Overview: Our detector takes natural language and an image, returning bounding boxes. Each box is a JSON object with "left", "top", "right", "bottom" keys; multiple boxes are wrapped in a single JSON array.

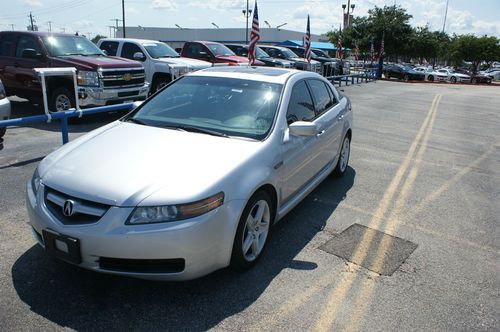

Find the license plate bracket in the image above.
[{"left": 42, "top": 229, "right": 82, "bottom": 264}]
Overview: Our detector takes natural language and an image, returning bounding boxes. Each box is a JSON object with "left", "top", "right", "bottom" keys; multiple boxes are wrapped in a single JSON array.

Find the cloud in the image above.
[
  {"left": 127, "top": 7, "right": 138, "bottom": 14},
  {"left": 187, "top": 0, "right": 246, "bottom": 11},
  {"left": 23, "top": 0, "right": 42, "bottom": 7},
  {"left": 74, "top": 20, "right": 94, "bottom": 29},
  {"left": 151, "top": 0, "right": 177, "bottom": 10}
]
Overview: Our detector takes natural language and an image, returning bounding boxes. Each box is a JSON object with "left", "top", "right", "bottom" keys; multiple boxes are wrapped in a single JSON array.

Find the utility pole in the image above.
[
  {"left": 122, "top": 0, "right": 126, "bottom": 37},
  {"left": 47, "top": 21, "right": 53, "bottom": 32},
  {"left": 110, "top": 19, "right": 122, "bottom": 37},
  {"left": 29, "top": 12, "right": 35, "bottom": 31},
  {"left": 107, "top": 25, "right": 116, "bottom": 38},
  {"left": 9, "top": 24, "right": 15, "bottom": 30},
  {"left": 442, "top": 0, "right": 449, "bottom": 33}
]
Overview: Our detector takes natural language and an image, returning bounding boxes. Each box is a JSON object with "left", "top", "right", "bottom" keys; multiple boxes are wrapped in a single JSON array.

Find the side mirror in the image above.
[
  {"left": 101, "top": 49, "right": 108, "bottom": 56},
  {"left": 133, "top": 52, "right": 146, "bottom": 61},
  {"left": 289, "top": 121, "right": 318, "bottom": 137},
  {"left": 22, "top": 49, "right": 41, "bottom": 59}
]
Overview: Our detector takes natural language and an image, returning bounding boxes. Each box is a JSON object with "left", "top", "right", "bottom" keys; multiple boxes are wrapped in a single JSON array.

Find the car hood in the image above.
[
  {"left": 50, "top": 55, "right": 143, "bottom": 71},
  {"left": 39, "top": 122, "right": 261, "bottom": 207},
  {"left": 215, "top": 55, "right": 249, "bottom": 63},
  {"left": 156, "top": 56, "right": 212, "bottom": 69},
  {"left": 290, "top": 57, "right": 320, "bottom": 65}
]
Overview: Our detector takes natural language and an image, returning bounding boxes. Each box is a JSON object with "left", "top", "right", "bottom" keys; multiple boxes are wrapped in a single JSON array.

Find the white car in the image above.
[
  {"left": 0, "top": 79, "right": 11, "bottom": 140},
  {"left": 26, "top": 67, "right": 353, "bottom": 281},
  {"left": 479, "top": 69, "right": 500, "bottom": 80},
  {"left": 424, "top": 69, "right": 448, "bottom": 82},
  {"left": 438, "top": 68, "right": 471, "bottom": 83},
  {"left": 98, "top": 38, "right": 212, "bottom": 93}
]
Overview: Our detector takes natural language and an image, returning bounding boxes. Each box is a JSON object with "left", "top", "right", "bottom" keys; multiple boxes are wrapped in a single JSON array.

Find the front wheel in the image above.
[
  {"left": 151, "top": 76, "right": 171, "bottom": 94},
  {"left": 450, "top": 76, "right": 457, "bottom": 83},
  {"left": 403, "top": 74, "right": 409, "bottom": 82},
  {"left": 50, "top": 87, "right": 75, "bottom": 112},
  {"left": 428, "top": 75, "right": 434, "bottom": 82},
  {"left": 471, "top": 77, "right": 477, "bottom": 84},
  {"left": 231, "top": 191, "right": 274, "bottom": 270},
  {"left": 332, "top": 135, "right": 351, "bottom": 177},
  {"left": 0, "top": 127, "right": 5, "bottom": 139}
]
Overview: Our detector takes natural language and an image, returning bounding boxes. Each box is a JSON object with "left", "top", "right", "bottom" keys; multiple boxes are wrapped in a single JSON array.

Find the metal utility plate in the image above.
[{"left": 320, "top": 223, "right": 417, "bottom": 276}]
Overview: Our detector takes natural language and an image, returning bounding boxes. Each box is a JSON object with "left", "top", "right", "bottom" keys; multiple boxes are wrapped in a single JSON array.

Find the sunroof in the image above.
[{"left": 205, "top": 66, "right": 289, "bottom": 76}]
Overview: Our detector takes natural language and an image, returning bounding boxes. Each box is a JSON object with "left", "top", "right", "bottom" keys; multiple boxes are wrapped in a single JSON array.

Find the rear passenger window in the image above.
[
  {"left": 99, "top": 41, "right": 118, "bottom": 56},
  {"left": 307, "top": 80, "right": 335, "bottom": 115},
  {"left": 184, "top": 43, "right": 201, "bottom": 57},
  {"left": 0, "top": 34, "right": 16, "bottom": 56},
  {"left": 15, "top": 36, "right": 42, "bottom": 57},
  {"left": 286, "top": 81, "right": 315, "bottom": 124}
]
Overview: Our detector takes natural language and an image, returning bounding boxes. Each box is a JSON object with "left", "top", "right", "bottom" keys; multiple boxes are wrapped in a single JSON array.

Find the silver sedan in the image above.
[{"left": 26, "top": 66, "right": 353, "bottom": 280}]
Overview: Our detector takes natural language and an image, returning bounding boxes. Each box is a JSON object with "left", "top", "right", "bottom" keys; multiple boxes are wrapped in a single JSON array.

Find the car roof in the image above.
[
  {"left": 1, "top": 31, "right": 83, "bottom": 38},
  {"left": 99, "top": 38, "right": 164, "bottom": 44},
  {"left": 186, "top": 66, "right": 305, "bottom": 84}
]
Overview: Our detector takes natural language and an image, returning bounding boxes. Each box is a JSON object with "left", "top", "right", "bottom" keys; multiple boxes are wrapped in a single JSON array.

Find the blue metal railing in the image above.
[
  {"left": 0, "top": 103, "right": 134, "bottom": 145},
  {"left": 326, "top": 69, "right": 378, "bottom": 87}
]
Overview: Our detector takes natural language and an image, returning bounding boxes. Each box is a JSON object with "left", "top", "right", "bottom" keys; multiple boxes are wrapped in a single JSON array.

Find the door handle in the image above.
[
  {"left": 338, "top": 114, "right": 344, "bottom": 120},
  {"left": 316, "top": 130, "right": 326, "bottom": 137}
]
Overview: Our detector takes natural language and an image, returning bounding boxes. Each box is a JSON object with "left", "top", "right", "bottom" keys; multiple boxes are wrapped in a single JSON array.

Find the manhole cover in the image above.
[{"left": 320, "top": 223, "right": 417, "bottom": 276}]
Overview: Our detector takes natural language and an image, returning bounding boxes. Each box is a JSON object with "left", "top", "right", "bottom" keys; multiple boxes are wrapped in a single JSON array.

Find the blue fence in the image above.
[
  {"left": 327, "top": 69, "right": 378, "bottom": 87},
  {"left": 0, "top": 103, "right": 134, "bottom": 145}
]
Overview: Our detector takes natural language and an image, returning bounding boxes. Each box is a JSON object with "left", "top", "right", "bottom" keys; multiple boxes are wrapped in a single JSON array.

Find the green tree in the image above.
[{"left": 91, "top": 34, "right": 107, "bottom": 44}]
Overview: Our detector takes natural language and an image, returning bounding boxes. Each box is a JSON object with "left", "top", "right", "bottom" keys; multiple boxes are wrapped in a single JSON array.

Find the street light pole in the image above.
[
  {"left": 342, "top": 0, "right": 355, "bottom": 30},
  {"left": 122, "top": 0, "right": 126, "bottom": 37},
  {"left": 442, "top": 0, "right": 449, "bottom": 33}
]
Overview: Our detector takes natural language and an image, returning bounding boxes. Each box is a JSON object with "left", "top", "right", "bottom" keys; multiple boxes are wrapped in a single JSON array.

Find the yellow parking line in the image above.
[
  {"left": 313, "top": 94, "right": 441, "bottom": 332},
  {"left": 344, "top": 95, "right": 441, "bottom": 331}
]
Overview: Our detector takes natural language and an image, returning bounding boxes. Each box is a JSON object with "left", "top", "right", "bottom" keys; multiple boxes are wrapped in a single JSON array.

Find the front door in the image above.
[{"left": 14, "top": 35, "right": 45, "bottom": 95}]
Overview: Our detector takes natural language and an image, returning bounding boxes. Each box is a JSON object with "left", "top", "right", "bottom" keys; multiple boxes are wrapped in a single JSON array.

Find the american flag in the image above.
[
  {"left": 370, "top": 37, "right": 375, "bottom": 63},
  {"left": 337, "top": 35, "right": 343, "bottom": 60},
  {"left": 305, "top": 15, "right": 311, "bottom": 63},
  {"left": 248, "top": 1, "right": 260, "bottom": 65},
  {"left": 380, "top": 31, "right": 385, "bottom": 58}
]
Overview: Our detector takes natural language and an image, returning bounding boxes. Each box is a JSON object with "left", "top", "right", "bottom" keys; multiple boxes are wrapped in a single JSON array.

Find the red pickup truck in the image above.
[
  {"left": 181, "top": 41, "right": 262, "bottom": 66},
  {"left": 0, "top": 31, "right": 149, "bottom": 112}
]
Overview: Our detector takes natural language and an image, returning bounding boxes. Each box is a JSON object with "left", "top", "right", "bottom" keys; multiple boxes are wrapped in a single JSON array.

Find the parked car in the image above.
[
  {"left": 454, "top": 69, "right": 492, "bottom": 84},
  {"left": 224, "top": 44, "right": 293, "bottom": 68},
  {"left": 258, "top": 45, "right": 321, "bottom": 73},
  {"left": 434, "top": 68, "right": 470, "bottom": 83},
  {"left": 383, "top": 64, "right": 425, "bottom": 81},
  {"left": 0, "top": 79, "right": 11, "bottom": 140},
  {"left": 425, "top": 68, "right": 449, "bottom": 82},
  {"left": 479, "top": 68, "right": 500, "bottom": 80},
  {"left": 181, "top": 41, "right": 250, "bottom": 66},
  {"left": 97, "top": 38, "right": 212, "bottom": 93},
  {"left": 279, "top": 45, "right": 331, "bottom": 75},
  {"left": 27, "top": 66, "right": 353, "bottom": 281},
  {"left": 0, "top": 31, "right": 149, "bottom": 112},
  {"left": 311, "top": 48, "right": 345, "bottom": 75}
]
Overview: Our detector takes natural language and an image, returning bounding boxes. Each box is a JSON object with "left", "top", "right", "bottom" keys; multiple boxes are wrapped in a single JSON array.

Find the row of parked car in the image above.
[
  {"left": 0, "top": 30, "right": 349, "bottom": 121},
  {"left": 383, "top": 63, "right": 499, "bottom": 84}
]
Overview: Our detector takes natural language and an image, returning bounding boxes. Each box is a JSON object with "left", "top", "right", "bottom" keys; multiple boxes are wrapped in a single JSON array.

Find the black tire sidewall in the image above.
[
  {"left": 230, "top": 190, "right": 274, "bottom": 270},
  {"left": 0, "top": 127, "right": 5, "bottom": 139},
  {"left": 152, "top": 77, "right": 170, "bottom": 93},
  {"left": 50, "top": 86, "right": 75, "bottom": 112}
]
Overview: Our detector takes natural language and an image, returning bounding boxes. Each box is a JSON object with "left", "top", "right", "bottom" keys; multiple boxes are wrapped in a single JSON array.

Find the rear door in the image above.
[{"left": 0, "top": 33, "right": 19, "bottom": 92}]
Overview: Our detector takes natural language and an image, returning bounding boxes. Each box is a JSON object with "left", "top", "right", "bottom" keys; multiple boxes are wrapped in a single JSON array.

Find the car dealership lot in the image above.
[{"left": 1, "top": 81, "right": 499, "bottom": 330}]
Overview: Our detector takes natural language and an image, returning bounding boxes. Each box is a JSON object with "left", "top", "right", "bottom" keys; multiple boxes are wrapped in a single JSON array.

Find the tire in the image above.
[
  {"left": 152, "top": 76, "right": 171, "bottom": 94},
  {"left": 0, "top": 127, "right": 5, "bottom": 139},
  {"left": 450, "top": 76, "right": 457, "bottom": 83},
  {"left": 471, "top": 77, "right": 477, "bottom": 84},
  {"left": 428, "top": 75, "right": 434, "bottom": 82},
  {"left": 332, "top": 134, "right": 351, "bottom": 178},
  {"left": 403, "top": 74, "right": 409, "bottom": 82},
  {"left": 230, "top": 190, "right": 274, "bottom": 271},
  {"left": 50, "top": 86, "right": 75, "bottom": 112}
]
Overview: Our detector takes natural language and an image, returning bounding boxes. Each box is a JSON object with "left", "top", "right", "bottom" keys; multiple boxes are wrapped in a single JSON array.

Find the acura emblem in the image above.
[{"left": 63, "top": 200, "right": 75, "bottom": 217}]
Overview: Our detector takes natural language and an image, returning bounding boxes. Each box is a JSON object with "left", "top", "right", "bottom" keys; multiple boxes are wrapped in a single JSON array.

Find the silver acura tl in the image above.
[{"left": 26, "top": 66, "right": 352, "bottom": 280}]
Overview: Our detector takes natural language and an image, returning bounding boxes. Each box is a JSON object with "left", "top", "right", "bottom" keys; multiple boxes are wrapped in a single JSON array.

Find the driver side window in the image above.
[
  {"left": 286, "top": 81, "right": 315, "bottom": 125},
  {"left": 15, "top": 36, "right": 42, "bottom": 58}
]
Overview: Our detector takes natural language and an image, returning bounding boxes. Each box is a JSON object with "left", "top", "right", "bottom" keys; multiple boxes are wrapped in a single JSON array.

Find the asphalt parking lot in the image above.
[{"left": 0, "top": 80, "right": 499, "bottom": 331}]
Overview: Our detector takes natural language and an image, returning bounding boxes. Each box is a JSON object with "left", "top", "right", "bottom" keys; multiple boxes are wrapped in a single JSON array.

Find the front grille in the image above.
[
  {"left": 99, "top": 257, "right": 185, "bottom": 273},
  {"left": 44, "top": 186, "right": 110, "bottom": 225},
  {"left": 101, "top": 68, "right": 145, "bottom": 89}
]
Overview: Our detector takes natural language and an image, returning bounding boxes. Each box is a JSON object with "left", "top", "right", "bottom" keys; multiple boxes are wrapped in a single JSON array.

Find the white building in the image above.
[{"left": 116, "top": 26, "right": 327, "bottom": 49}]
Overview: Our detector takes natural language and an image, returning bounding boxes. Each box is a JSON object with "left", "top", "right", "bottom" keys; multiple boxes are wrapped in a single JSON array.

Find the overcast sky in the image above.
[{"left": 1, "top": 0, "right": 499, "bottom": 39}]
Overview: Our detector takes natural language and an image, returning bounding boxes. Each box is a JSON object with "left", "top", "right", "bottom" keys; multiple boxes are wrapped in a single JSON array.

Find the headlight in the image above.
[
  {"left": 77, "top": 71, "right": 100, "bottom": 87},
  {"left": 126, "top": 192, "right": 224, "bottom": 225},
  {"left": 0, "top": 80, "right": 6, "bottom": 99},
  {"left": 31, "top": 168, "right": 41, "bottom": 195}
]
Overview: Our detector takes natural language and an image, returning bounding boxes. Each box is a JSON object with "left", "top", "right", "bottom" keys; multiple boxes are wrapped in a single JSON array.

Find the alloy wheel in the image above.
[
  {"left": 340, "top": 136, "right": 350, "bottom": 173},
  {"left": 242, "top": 200, "right": 270, "bottom": 262},
  {"left": 55, "top": 94, "right": 71, "bottom": 112}
]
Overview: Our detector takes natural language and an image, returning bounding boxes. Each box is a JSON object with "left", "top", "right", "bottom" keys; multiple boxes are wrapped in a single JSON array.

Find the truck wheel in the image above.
[
  {"left": 152, "top": 77, "right": 171, "bottom": 93},
  {"left": 0, "top": 127, "right": 5, "bottom": 139},
  {"left": 50, "top": 87, "right": 75, "bottom": 112}
]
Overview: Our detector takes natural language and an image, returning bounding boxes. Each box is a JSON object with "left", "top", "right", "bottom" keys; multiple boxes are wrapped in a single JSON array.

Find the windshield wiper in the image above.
[
  {"left": 125, "top": 118, "right": 148, "bottom": 125},
  {"left": 174, "top": 125, "right": 229, "bottom": 137}
]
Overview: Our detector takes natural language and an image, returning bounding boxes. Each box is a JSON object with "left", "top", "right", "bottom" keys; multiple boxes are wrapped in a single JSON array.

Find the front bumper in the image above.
[
  {"left": 78, "top": 83, "right": 150, "bottom": 107},
  {"left": 26, "top": 181, "right": 246, "bottom": 281}
]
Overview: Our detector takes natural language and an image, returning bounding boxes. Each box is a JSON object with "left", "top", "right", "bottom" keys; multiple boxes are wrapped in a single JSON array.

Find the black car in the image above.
[
  {"left": 224, "top": 44, "right": 294, "bottom": 68},
  {"left": 281, "top": 45, "right": 342, "bottom": 76},
  {"left": 384, "top": 64, "right": 425, "bottom": 81},
  {"left": 258, "top": 45, "right": 321, "bottom": 73}
]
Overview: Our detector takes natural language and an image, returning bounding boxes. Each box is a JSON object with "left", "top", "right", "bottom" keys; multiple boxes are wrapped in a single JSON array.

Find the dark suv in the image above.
[
  {"left": 224, "top": 44, "right": 293, "bottom": 68},
  {"left": 0, "top": 31, "right": 149, "bottom": 112}
]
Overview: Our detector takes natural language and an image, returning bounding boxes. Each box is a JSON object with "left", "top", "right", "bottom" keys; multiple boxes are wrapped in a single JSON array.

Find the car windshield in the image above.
[
  {"left": 256, "top": 47, "right": 269, "bottom": 58},
  {"left": 42, "top": 35, "right": 104, "bottom": 56},
  {"left": 289, "top": 48, "right": 305, "bottom": 57},
  {"left": 127, "top": 76, "right": 283, "bottom": 140},
  {"left": 280, "top": 48, "right": 299, "bottom": 59},
  {"left": 143, "top": 42, "right": 179, "bottom": 58},
  {"left": 312, "top": 49, "right": 329, "bottom": 57},
  {"left": 207, "top": 44, "right": 235, "bottom": 56}
]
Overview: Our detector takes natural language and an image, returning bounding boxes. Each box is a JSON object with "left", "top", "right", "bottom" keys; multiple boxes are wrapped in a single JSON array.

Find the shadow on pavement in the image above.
[{"left": 12, "top": 168, "right": 355, "bottom": 331}]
